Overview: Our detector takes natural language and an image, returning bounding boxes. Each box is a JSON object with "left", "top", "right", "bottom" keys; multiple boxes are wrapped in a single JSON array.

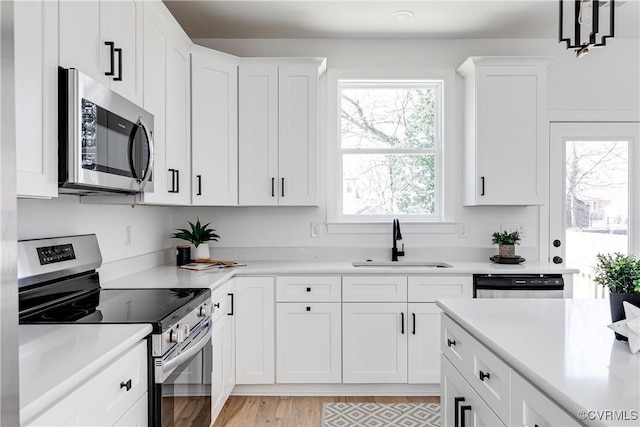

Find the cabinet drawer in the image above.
[
  {"left": 466, "top": 332, "right": 511, "bottom": 424},
  {"left": 441, "top": 314, "right": 472, "bottom": 374},
  {"left": 511, "top": 372, "right": 580, "bottom": 427},
  {"left": 408, "top": 276, "right": 472, "bottom": 302},
  {"left": 342, "top": 276, "right": 407, "bottom": 302},
  {"left": 276, "top": 276, "right": 341, "bottom": 302},
  {"left": 92, "top": 340, "right": 148, "bottom": 426}
]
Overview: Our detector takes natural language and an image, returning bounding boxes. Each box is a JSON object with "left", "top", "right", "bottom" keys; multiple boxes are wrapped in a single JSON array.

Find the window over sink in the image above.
[{"left": 327, "top": 69, "right": 456, "bottom": 234}]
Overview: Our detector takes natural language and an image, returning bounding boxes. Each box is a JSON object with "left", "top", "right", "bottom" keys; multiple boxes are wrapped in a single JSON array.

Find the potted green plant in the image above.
[
  {"left": 594, "top": 252, "right": 640, "bottom": 340},
  {"left": 171, "top": 218, "right": 220, "bottom": 260},
  {"left": 491, "top": 230, "right": 521, "bottom": 258}
]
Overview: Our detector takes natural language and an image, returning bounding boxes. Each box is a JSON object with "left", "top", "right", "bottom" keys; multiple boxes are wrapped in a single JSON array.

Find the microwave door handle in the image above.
[{"left": 137, "top": 117, "right": 154, "bottom": 191}]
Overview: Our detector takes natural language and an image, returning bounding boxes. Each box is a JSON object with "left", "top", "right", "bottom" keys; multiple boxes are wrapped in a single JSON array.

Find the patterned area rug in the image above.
[{"left": 321, "top": 402, "right": 440, "bottom": 427}]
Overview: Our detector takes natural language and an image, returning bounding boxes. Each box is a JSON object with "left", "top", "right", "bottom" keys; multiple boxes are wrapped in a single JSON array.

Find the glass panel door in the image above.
[{"left": 549, "top": 123, "right": 639, "bottom": 298}]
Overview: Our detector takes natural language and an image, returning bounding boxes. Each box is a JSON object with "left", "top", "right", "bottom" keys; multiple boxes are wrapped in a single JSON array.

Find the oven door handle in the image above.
[{"left": 158, "top": 321, "right": 212, "bottom": 381}]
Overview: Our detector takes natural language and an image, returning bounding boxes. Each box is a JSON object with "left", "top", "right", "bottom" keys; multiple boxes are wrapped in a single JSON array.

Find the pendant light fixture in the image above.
[{"left": 559, "top": 0, "right": 615, "bottom": 58}]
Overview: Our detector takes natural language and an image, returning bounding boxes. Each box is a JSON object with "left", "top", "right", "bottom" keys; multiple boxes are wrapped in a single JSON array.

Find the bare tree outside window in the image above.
[{"left": 339, "top": 82, "right": 442, "bottom": 217}]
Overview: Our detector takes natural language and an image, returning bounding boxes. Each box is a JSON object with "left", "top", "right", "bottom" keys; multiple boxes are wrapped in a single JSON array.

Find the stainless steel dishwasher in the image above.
[{"left": 473, "top": 274, "right": 565, "bottom": 298}]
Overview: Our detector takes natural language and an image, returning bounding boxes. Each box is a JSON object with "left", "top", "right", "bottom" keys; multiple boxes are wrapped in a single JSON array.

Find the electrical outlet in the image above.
[
  {"left": 125, "top": 225, "right": 132, "bottom": 246},
  {"left": 310, "top": 223, "right": 320, "bottom": 238},
  {"left": 458, "top": 223, "right": 469, "bottom": 238},
  {"left": 501, "top": 223, "right": 525, "bottom": 237}
]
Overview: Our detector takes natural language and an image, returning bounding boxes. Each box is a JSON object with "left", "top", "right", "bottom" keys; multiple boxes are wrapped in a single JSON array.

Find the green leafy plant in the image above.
[
  {"left": 594, "top": 252, "right": 640, "bottom": 294},
  {"left": 491, "top": 230, "right": 521, "bottom": 246},
  {"left": 171, "top": 218, "right": 219, "bottom": 248}
]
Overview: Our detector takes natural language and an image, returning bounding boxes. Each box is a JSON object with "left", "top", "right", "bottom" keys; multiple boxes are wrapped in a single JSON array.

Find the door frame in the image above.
[{"left": 543, "top": 121, "right": 640, "bottom": 266}]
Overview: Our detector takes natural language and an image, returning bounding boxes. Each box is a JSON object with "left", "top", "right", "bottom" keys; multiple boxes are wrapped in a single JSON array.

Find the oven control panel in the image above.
[{"left": 36, "top": 244, "right": 76, "bottom": 265}]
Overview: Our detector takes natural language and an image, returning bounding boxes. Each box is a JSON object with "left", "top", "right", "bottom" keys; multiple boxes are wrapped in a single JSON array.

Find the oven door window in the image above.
[
  {"left": 81, "top": 99, "right": 150, "bottom": 179},
  {"left": 161, "top": 338, "right": 212, "bottom": 427}
]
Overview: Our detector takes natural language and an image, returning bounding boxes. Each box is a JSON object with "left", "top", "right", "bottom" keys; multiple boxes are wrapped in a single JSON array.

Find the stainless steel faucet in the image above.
[{"left": 392, "top": 218, "right": 405, "bottom": 261}]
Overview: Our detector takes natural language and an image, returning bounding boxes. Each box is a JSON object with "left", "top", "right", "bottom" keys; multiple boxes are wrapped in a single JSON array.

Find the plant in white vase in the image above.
[{"left": 171, "top": 218, "right": 219, "bottom": 260}]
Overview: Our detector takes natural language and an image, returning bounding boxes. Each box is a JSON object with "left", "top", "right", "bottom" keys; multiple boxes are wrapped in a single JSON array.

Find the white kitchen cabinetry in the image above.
[
  {"left": 26, "top": 341, "right": 147, "bottom": 427},
  {"left": 458, "top": 57, "right": 550, "bottom": 206},
  {"left": 276, "top": 276, "right": 342, "bottom": 383},
  {"left": 139, "top": 0, "right": 191, "bottom": 205},
  {"left": 343, "top": 275, "right": 471, "bottom": 384},
  {"left": 211, "top": 280, "right": 236, "bottom": 422},
  {"left": 238, "top": 58, "right": 325, "bottom": 206},
  {"left": 15, "top": 0, "right": 58, "bottom": 198},
  {"left": 191, "top": 46, "right": 239, "bottom": 205},
  {"left": 441, "top": 315, "right": 579, "bottom": 427},
  {"left": 59, "top": 0, "right": 143, "bottom": 106},
  {"left": 235, "top": 276, "right": 275, "bottom": 384}
]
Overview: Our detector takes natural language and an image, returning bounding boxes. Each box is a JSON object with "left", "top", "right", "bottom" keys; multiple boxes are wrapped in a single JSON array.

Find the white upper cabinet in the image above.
[
  {"left": 238, "top": 58, "right": 325, "bottom": 206},
  {"left": 15, "top": 0, "right": 58, "bottom": 198},
  {"left": 457, "top": 57, "right": 550, "bottom": 206},
  {"left": 138, "top": 0, "right": 192, "bottom": 205},
  {"left": 191, "top": 46, "right": 239, "bottom": 206},
  {"left": 59, "top": 0, "right": 143, "bottom": 106}
]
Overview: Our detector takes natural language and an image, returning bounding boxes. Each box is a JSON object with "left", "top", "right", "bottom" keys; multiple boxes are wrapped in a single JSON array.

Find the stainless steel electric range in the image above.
[{"left": 18, "top": 234, "right": 213, "bottom": 427}]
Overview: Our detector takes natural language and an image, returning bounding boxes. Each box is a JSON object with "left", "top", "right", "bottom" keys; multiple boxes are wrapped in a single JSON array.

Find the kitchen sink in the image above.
[{"left": 351, "top": 260, "right": 452, "bottom": 268}]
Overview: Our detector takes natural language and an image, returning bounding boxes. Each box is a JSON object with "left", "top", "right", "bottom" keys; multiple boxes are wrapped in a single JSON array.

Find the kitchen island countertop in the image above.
[{"left": 437, "top": 298, "right": 640, "bottom": 426}]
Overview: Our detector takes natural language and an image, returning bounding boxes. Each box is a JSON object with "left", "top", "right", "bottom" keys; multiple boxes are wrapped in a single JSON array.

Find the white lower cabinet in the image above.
[
  {"left": 26, "top": 340, "right": 147, "bottom": 427},
  {"left": 343, "top": 302, "right": 408, "bottom": 383},
  {"left": 211, "top": 280, "right": 236, "bottom": 421},
  {"left": 442, "top": 355, "right": 505, "bottom": 427},
  {"left": 276, "top": 302, "right": 342, "bottom": 383},
  {"left": 441, "top": 315, "right": 580, "bottom": 427},
  {"left": 235, "top": 276, "right": 275, "bottom": 384},
  {"left": 408, "top": 303, "right": 441, "bottom": 384}
]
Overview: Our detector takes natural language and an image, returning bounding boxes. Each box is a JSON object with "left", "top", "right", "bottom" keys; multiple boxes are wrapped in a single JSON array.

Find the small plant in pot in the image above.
[
  {"left": 491, "top": 230, "right": 521, "bottom": 258},
  {"left": 171, "top": 218, "right": 219, "bottom": 260},
  {"left": 594, "top": 252, "right": 640, "bottom": 341}
]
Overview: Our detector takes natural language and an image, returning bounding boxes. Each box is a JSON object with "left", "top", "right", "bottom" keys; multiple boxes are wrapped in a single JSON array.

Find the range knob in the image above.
[
  {"left": 170, "top": 324, "right": 190, "bottom": 343},
  {"left": 198, "top": 302, "right": 213, "bottom": 317}
]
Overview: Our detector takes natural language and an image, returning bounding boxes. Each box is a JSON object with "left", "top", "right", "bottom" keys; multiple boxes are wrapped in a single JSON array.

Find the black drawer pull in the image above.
[
  {"left": 104, "top": 41, "right": 115, "bottom": 76},
  {"left": 114, "top": 47, "right": 122, "bottom": 81},
  {"left": 400, "top": 312, "right": 405, "bottom": 334},
  {"left": 227, "top": 293, "right": 234, "bottom": 316},
  {"left": 479, "top": 370, "right": 491, "bottom": 381},
  {"left": 306, "top": 287, "right": 311, "bottom": 292},
  {"left": 454, "top": 397, "right": 465, "bottom": 427},
  {"left": 120, "top": 379, "right": 132, "bottom": 391},
  {"left": 306, "top": 306, "right": 311, "bottom": 311},
  {"left": 447, "top": 339, "right": 456, "bottom": 347},
  {"left": 214, "top": 302, "right": 220, "bottom": 309}
]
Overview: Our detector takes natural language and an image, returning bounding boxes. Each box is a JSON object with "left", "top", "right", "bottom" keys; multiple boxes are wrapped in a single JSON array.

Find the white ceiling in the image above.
[{"left": 162, "top": 0, "right": 640, "bottom": 40}]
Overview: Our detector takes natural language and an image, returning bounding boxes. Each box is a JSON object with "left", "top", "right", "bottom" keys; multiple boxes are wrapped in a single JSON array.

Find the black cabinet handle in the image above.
[
  {"left": 271, "top": 177, "right": 275, "bottom": 197},
  {"left": 447, "top": 339, "right": 456, "bottom": 347},
  {"left": 104, "top": 41, "right": 115, "bottom": 76},
  {"left": 120, "top": 379, "right": 132, "bottom": 391},
  {"left": 175, "top": 169, "right": 180, "bottom": 193},
  {"left": 454, "top": 397, "right": 465, "bottom": 427},
  {"left": 479, "top": 370, "right": 491, "bottom": 381},
  {"left": 213, "top": 302, "right": 220, "bottom": 309},
  {"left": 114, "top": 47, "right": 122, "bottom": 81},
  {"left": 306, "top": 287, "right": 311, "bottom": 292},
  {"left": 168, "top": 169, "right": 176, "bottom": 193},
  {"left": 480, "top": 176, "right": 485, "bottom": 196},
  {"left": 227, "top": 293, "right": 234, "bottom": 316},
  {"left": 306, "top": 306, "right": 311, "bottom": 312},
  {"left": 401, "top": 312, "right": 405, "bottom": 334},
  {"left": 196, "top": 175, "right": 202, "bottom": 196},
  {"left": 281, "top": 177, "right": 285, "bottom": 197},
  {"left": 460, "top": 405, "right": 472, "bottom": 427},
  {"left": 411, "top": 313, "right": 416, "bottom": 335}
]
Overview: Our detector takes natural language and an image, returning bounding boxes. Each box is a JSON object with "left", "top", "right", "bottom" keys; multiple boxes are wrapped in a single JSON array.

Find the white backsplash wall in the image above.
[{"left": 17, "top": 196, "right": 173, "bottom": 280}]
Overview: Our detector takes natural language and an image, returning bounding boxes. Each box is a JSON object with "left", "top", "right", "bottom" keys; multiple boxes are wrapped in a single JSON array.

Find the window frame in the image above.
[{"left": 326, "top": 68, "right": 456, "bottom": 234}]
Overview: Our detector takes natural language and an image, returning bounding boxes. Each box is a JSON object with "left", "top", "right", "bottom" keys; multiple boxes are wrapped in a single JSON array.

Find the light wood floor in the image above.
[{"left": 214, "top": 395, "right": 440, "bottom": 427}]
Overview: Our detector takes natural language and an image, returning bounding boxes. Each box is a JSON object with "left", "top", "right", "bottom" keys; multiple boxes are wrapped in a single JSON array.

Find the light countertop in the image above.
[
  {"left": 19, "top": 324, "right": 152, "bottom": 425},
  {"left": 102, "top": 260, "right": 577, "bottom": 290},
  {"left": 436, "top": 298, "right": 640, "bottom": 426}
]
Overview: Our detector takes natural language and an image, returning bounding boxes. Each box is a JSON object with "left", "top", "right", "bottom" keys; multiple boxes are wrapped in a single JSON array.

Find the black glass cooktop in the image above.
[{"left": 19, "top": 286, "right": 210, "bottom": 333}]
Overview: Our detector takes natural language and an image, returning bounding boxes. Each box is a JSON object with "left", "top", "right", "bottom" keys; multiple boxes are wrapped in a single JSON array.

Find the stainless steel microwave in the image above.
[{"left": 58, "top": 67, "right": 154, "bottom": 195}]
